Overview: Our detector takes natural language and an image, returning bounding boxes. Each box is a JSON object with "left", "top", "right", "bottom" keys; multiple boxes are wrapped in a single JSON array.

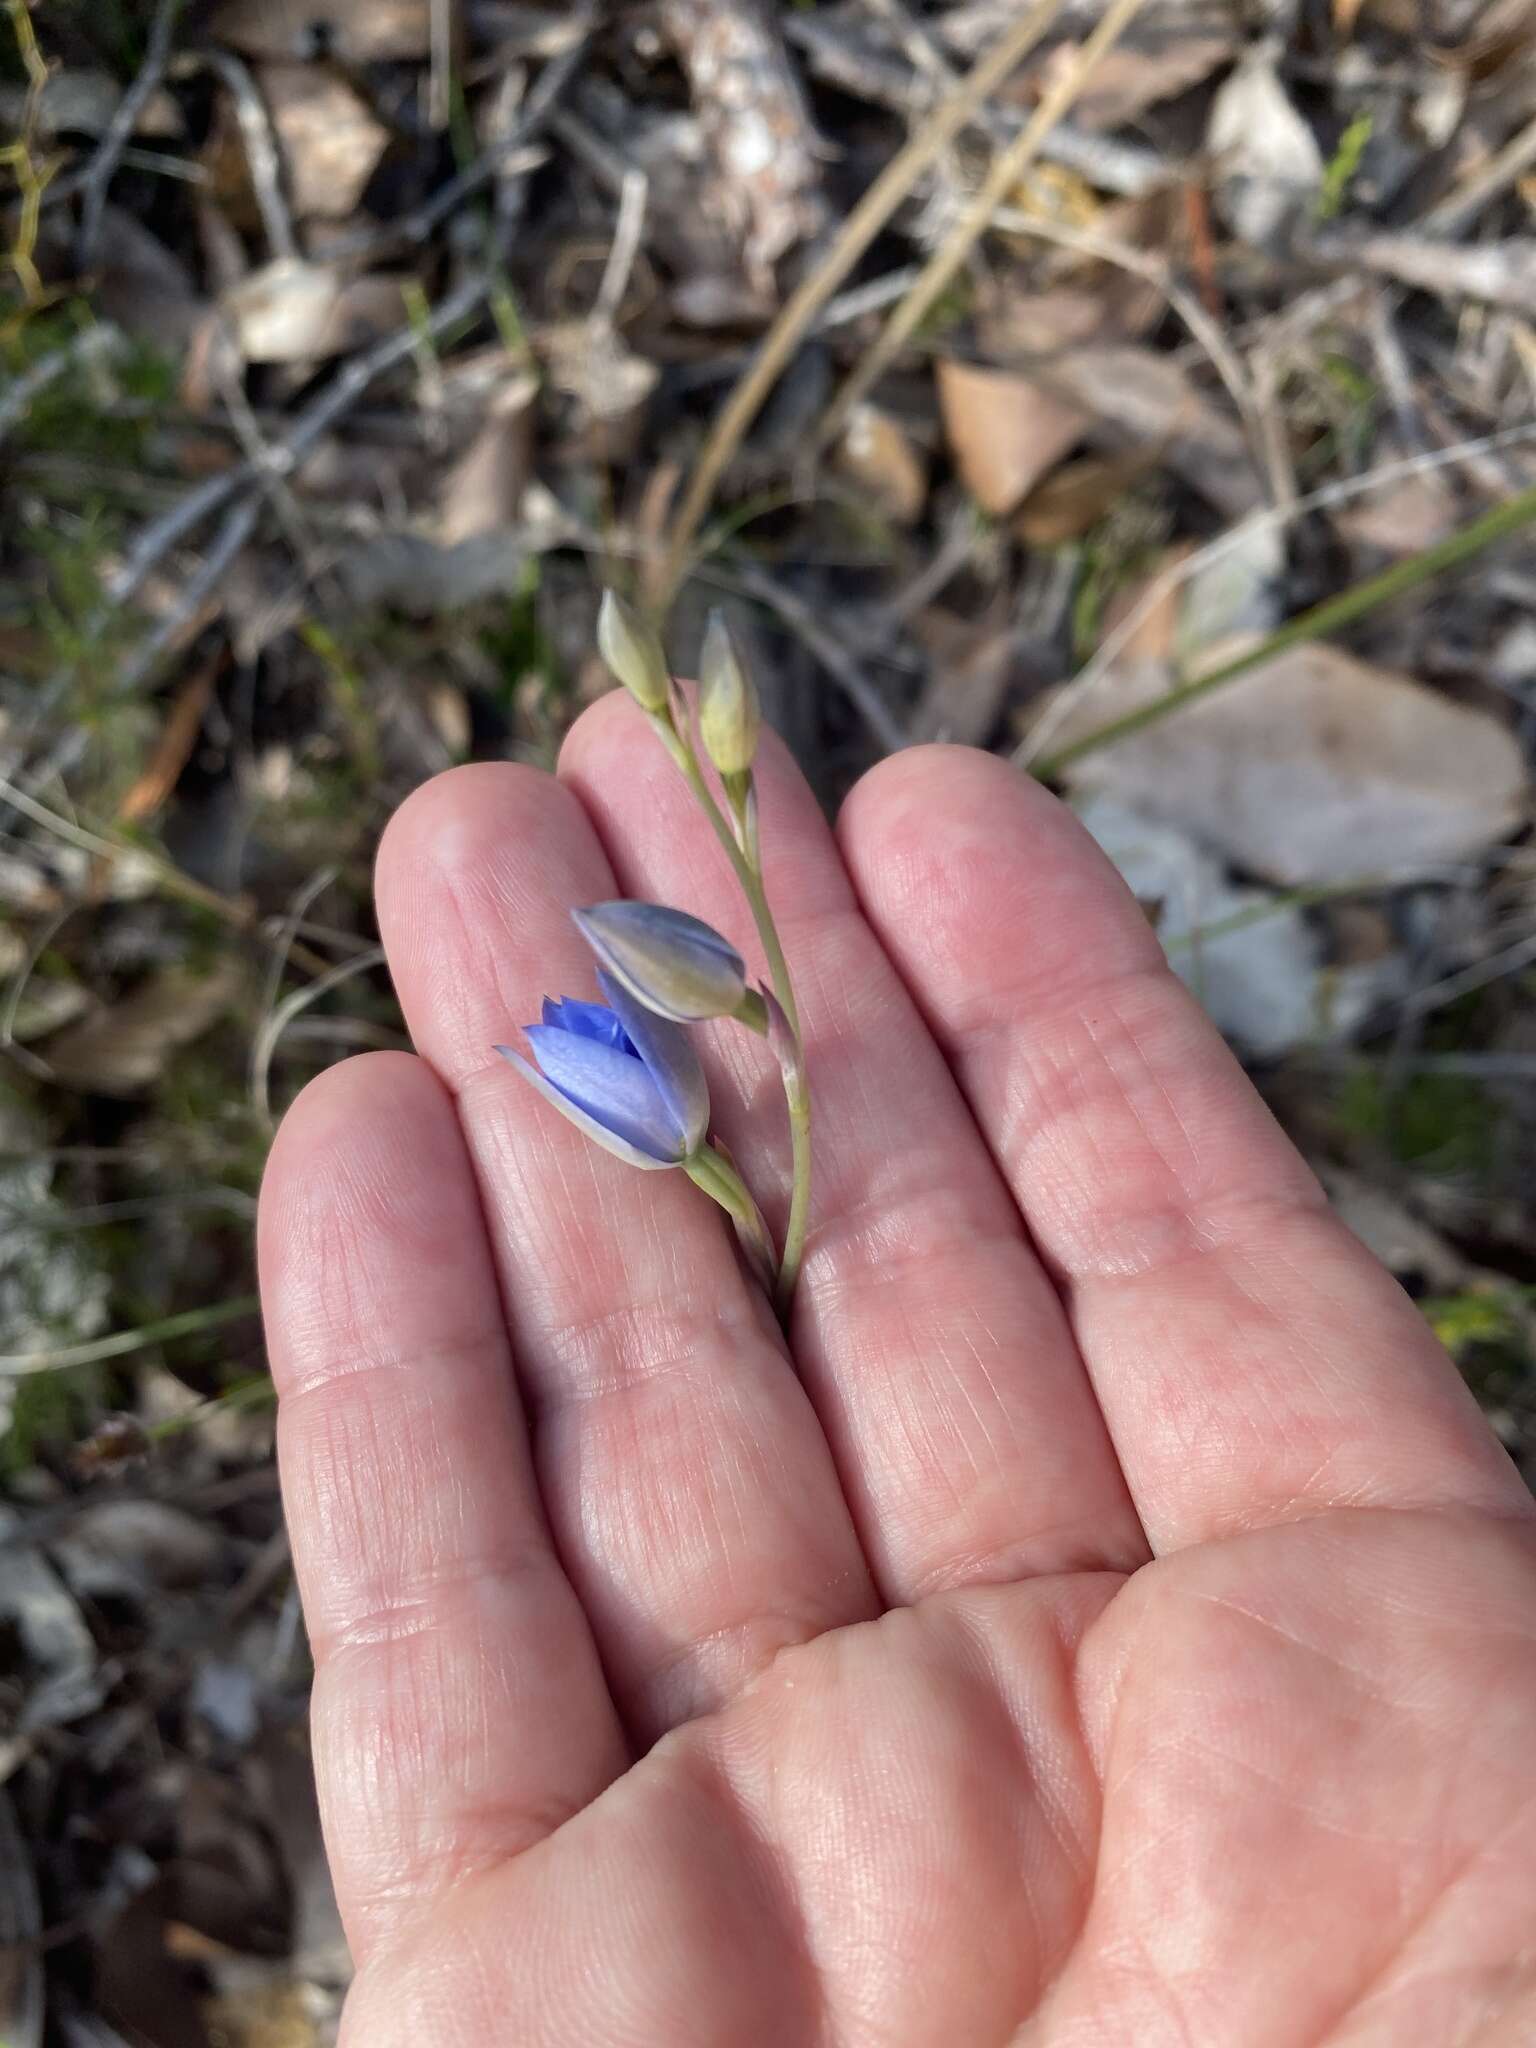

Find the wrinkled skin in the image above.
[{"left": 259, "top": 700, "right": 1536, "bottom": 2047}]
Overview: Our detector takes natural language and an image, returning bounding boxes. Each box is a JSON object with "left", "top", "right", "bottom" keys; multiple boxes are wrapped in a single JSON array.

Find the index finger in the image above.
[{"left": 839, "top": 746, "right": 1530, "bottom": 1551}]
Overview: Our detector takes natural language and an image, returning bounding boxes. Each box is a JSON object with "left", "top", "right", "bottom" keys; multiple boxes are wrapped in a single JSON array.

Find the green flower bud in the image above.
[
  {"left": 597, "top": 589, "right": 670, "bottom": 714},
  {"left": 698, "top": 610, "right": 761, "bottom": 778},
  {"left": 572, "top": 900, "right": 751, "bottom": 1023}
]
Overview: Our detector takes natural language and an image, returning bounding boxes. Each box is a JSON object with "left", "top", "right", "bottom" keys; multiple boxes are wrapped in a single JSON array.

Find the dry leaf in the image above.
[
  {"left": 1207, "top": 42, "right": 1323, "bottom": 249},
  {"left": 1100, "top": 543, "right": 1195, "bottom": 664},
  {"left": 835, "top": 405, "right": 928, "bottom": 528},
  {"left": 1049, "top": 644, "right": 1528, "bottom": 886},
  {"left": 206, "top": 0, "right": 430, "bottom": 61},
  {"left": 1014, "top": 447, "right": 1162, "bottom": 546},
  {"left": 1032, "top": 345, "right": 1262, "bottom": 517},
  {"left": 1335, "top": 464, "right": 1459, "bottom": 554},
  {"left": 0, "top": 69, "right": 181, "bottom": 140},
  {"left": 1074, "top": 794, "right": 1387, "bottom": 1056},
  {"left": 45, "top": 957, "right": 246, "bottom": 1095},
  {"left": 909, "top": 615, "right": 1018, "bottom": 746},
  {"left": 258, "top": 64, "right": 390, "bottom": 221},
  {"left": 118, "top": 654, "right": 222, "bottom": 825},
  {"left": 437, "top": 372, "right": 538, "bottom": 545},
  {"left": 1038, "top": 33, "right": 1236, "bottom": 132},
  {"left": 221, "top": 259, "right": 410, "bottom": 364},
  {"left": 937, "top": 359, "right": 1088, "bottom": 517},
  {"left": 1322, "top": 234, "right": 1536, "bottom": 316}
]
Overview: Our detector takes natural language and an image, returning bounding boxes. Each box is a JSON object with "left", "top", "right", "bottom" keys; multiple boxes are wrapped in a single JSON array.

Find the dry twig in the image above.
[
  {"left": 74, "top": 0, "right": 184, "bottom": 268},
  {"left": 657, "top": 0, "right": 1071, "bottom": 604},
  {"left": 818, "top": 0, "right": 1150, "bottom": 451}
]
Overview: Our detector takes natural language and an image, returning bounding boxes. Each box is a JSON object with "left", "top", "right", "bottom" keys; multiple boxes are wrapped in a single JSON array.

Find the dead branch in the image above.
[{"left": 74, "top": 0, "right": 185, "bottom": 269}]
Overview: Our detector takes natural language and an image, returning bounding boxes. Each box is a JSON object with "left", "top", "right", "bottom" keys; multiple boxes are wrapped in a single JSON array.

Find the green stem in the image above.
[
  {"left": 1032, "top": 483, "right": 1536, "bottom": 781},
  {"left": 0, "top": 1295, "right": 259, "bottom": 1377},
  {"left": 670, "top": 741, "right": 811, "bottom": 1315},
  {"left": 684, "top": 1143, "right": 777, "bottom": 1292}
]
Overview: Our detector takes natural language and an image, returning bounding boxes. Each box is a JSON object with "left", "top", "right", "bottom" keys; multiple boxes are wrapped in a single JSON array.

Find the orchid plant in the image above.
[{"left": 495, "top": 595, "right": 811, "bottom": 1314}]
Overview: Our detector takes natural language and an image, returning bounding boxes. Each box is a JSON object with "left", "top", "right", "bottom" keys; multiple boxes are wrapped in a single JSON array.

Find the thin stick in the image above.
[
  {"left": 1030, "top": 483, "right": 1536, "bottom": 781},
  {"left": 817, "top": 0, "right": 1149, "bottom": 452},
  {"left": 1422, "top": 111, "right": 1536, "bottom": 239},
  {"left": 75, "top": 0, "right": 184, "bottom": 267},
  {"left": 250, "top": 944, "right": 386, "bottom": 1116},
  {"left": 656, "top": 0, "right": 1070, "bottom": 606},
  {"left": 198, "top": 48, "right": 297, "bottom": 261}
]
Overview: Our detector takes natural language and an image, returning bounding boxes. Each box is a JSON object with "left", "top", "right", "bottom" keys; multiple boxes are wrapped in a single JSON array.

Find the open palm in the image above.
[{"left": 258, "top": 699, "right": 1536, "bottom": 2047}]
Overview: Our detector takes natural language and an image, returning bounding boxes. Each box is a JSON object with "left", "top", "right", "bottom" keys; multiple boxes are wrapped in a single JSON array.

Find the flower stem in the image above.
[
  {"left": 685, "top": 1142, "right": 776, "bottom": 1294},
  {"left": 667, "top": 734, "right": 811, "bottom": 1315}
]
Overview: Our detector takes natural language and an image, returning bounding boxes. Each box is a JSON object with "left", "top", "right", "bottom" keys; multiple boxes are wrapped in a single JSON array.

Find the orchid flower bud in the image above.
[
  {"left": 698, "top": 610, "right": 761, "bottom": 779},
  {"left": 597, "top": 589, "right": 670, "bottom": 714},
  {"left": 572, "top": 901, "right": 764, "bottom": 1027},
  {"left": 495, "top": 970, "right": 708, "bottom": 1168}
]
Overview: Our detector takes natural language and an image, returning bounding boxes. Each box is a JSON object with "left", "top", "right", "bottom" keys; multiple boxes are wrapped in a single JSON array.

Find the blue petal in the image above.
[
  {"left": 595, "top": 970, "right": 709, "bottom": 1156},
  {"left": 524, "top": 1025, "right": 684, "bottom": 1161},
  {"left": 493, "top": 1046, "right": 675, "bottom": 1171},
  {"left": 540, "top": 996, "right": 631, "bottom": 1051}
]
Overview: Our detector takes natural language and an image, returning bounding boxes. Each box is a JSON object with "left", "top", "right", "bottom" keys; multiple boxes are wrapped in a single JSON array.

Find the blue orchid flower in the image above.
[{"left": 494, "top": 969, "right": 708, "bottom": 1169}]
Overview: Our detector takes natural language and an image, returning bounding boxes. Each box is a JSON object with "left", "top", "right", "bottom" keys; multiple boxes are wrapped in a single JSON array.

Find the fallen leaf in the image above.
[
  {"left": 1176, "top": 521, "right": 1286, "bottom": 667},
  {"left": 437, "top": 371, "right": 538, "bottom": 545},
  {"left": 1031, "top": 344, "right": 1263, "bottom": 517},
  {"left": 1075, "top": 794, "right": 1397, "bottom": 1055},
  {"left": 257, "top": 64, "right": 390, "bottom": 222},
  {"left": 661, "top": 0, "right": 827, "bottom": 283},
  {"left": 44, "top": 957, "right": 246, "bottom": 1095},
  {"left": 1207, "top": 41, "right": 1323, "bottom": 249},
  {"left": 1099, "top": 542, "right": 1194, "bottom": 663},
  {"left": 118, "top": 652, "right": 223, "bottom": 825},
  {"left": 1014, "top": 446, "right": 1163, "bottom": 546},
  {"left": 56, "top": 1501, "right": 230, "bottom": 1597},
  {"left": 335, "top": 530, "right": 528, "bottom": 613},
  {"left": 937, "top": 358, "right": 1088, "bottom": 517},
  {"left": 84, "top": 206, "right": 205, "bottom": 351},
  {"left": 221, "top": 258, "right": 410, "bottom": 363},
  {"left": 1335, "top": 463, "right": 1459, "bottom": 554},
  {"left": 206, "top": 0, "right": 430, "bottom": 61},
  {"left": 0, "top": 69, "right": 181, "bottom": 141},
  {"left": 1051, "top": 643, "right": 1529, "bottom": 886},
  {"left": 1318, "top": 233, "right": 1536, "bottom": 317},
  {"left": 835, "top": 405, "right": 928, "bottom": 527},
  {"left": 1038, "top": 32, "right": 1235, "bottom": 132},
  {"left": 909, "top": 616, "right": 1018, "bottom": 746}
]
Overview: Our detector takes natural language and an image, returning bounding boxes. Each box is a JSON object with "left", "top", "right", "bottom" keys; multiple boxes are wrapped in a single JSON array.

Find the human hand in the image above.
[{"left": 258, "top": 697, "right": 1536, "bottom": 2047}]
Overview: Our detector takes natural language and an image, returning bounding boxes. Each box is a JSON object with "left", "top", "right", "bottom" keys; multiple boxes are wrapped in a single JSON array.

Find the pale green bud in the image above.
[
  {"left": 572, "top": 900, "right": 755, "bottom": 1024},
  {"left": 597, "top": 589, "right": 670, "bottom": 714},
  {"left": 698, "top": 611, "right": 761, "bottom": 778}
]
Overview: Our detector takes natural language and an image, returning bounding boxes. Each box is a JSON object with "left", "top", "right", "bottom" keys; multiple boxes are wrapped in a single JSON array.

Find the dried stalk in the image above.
[
  {"left": 656, "top": 0, "right": 1070, "bottom": 606},
  {"left": 818, "top": 0, "right": 1149, "bottom": 451}
]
